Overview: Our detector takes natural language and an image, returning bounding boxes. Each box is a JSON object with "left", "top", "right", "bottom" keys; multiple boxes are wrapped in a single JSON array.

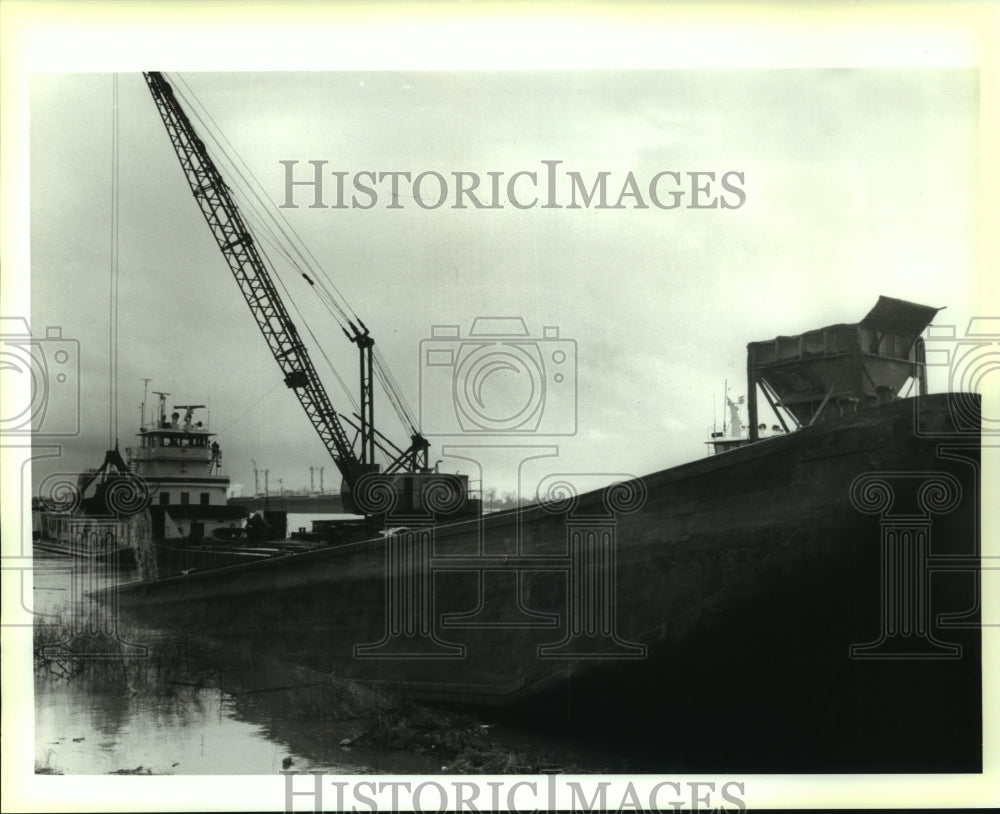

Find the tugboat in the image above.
[
  {"left": 706, "top": 393, "right": 786, "bottom": 455},
  {"left": 125, "top": 391, "right": 282, "bottom": 575}
]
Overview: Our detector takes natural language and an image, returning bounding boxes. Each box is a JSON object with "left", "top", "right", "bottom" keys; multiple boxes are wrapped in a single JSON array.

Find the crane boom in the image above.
[{"left": 142, "top": 71, "right": 366, "bottom": 486}]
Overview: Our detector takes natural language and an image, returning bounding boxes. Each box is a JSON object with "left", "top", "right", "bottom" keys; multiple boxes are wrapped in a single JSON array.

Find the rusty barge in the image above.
[{"left": 101, "top": 297, "right": 983, "bottom": 772}]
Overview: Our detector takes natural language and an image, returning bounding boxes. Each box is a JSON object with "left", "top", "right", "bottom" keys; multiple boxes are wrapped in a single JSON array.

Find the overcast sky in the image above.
[{"left": 27, "top": 68, "right": 979, "bottom": 497}]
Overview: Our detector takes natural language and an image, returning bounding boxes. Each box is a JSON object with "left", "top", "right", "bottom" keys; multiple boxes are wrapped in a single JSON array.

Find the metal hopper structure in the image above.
[{"left": 746, "top": 295, "right": 941, "bottom": 440}]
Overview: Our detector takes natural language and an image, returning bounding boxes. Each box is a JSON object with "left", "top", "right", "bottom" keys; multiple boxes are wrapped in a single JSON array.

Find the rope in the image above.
[{"left": 214, "top": 378, "right": 283, "bottom": 437}]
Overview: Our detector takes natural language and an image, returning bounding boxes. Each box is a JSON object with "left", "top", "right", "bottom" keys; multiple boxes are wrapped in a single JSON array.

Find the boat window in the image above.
[
  {"left": 200, "top": 492, "right": 210, "bottom": 505},
  {"left": 162, "top": 436, "right": 171, "bottom": 447},
  {"left": 159, "top": 492, "right": 169, "bottom": 505},
  {"left": 180, "top": 492, "right": 190, "bottom": 506}
]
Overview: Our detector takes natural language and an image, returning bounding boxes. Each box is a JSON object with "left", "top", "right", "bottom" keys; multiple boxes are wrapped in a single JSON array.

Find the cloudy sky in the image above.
[{"left": 24, "top": 67, "right": 980, "bottom": 497}]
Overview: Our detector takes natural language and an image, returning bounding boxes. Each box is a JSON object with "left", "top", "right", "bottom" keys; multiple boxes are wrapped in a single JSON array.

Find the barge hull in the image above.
[{"left": 105, "top": 393, "right": 982, "bottom": 771}]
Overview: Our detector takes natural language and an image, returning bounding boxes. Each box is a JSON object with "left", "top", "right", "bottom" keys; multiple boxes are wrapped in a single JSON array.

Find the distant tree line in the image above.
[{"left": 481, "top": 487, "right": 537, "bottom": 513}]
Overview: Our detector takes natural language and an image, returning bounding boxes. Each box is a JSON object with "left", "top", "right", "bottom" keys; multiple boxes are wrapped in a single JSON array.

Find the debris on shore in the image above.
[
  {"left": 109, "top": 765, "right": 154, "bottom": 775},
  {"left": 353, "top": 704, "right": 582, "bottom": 774}
]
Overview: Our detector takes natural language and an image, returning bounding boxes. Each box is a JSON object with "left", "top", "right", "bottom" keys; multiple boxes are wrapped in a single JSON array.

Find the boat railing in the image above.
[{"left": 466, "top": 477, "right": 483, "bottom": 507}]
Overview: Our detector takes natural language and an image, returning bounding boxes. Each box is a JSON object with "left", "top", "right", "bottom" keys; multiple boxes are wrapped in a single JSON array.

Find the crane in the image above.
[{"left": 142, "top": 71, "right": 438, "bottom": 514}]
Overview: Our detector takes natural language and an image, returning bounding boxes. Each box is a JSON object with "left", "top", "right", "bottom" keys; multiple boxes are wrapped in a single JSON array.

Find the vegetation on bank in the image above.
[{"left": 33, "top": 612, "right": 184, "bottom": 690}]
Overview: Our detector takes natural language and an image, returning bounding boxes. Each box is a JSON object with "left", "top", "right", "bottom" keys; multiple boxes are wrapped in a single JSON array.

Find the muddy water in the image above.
[{"left": 32, "top": 554, "right": 614, "bottom": 776}]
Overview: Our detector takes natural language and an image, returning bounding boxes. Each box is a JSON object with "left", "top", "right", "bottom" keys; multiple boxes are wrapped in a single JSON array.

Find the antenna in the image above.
[
  {"left": 174, "top": 404, "right": 207, "bottom": 425},
  {"left": 141, "top": 378, "right": 152, "bottom": 428},
  {"left": 722, "top": 379, "right": 728, "bottom": 434}
]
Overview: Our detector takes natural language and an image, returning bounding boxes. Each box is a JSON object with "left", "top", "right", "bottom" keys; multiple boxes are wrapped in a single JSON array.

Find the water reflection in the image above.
[
  {"left": 33, "top": 558, "right": 370, "bottom": 775},
  {"left": 33, "top": 556, "right": 613, "bottom": 776},
  {"left": 35, "top": 679, "right": 374, "bottom": 775}
]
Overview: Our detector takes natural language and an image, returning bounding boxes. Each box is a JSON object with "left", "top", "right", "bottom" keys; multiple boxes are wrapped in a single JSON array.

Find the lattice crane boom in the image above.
[{"left": 143, "top": 71, "right": 368, "bottom": 486}]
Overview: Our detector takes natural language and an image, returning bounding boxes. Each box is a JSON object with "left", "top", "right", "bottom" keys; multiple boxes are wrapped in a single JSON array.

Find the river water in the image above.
[
  {"left": 32, "top": 547, "right": 619, "bottom": 777},
  {"left": 34, "top": 554, "right": 352, "bottom": 776}
]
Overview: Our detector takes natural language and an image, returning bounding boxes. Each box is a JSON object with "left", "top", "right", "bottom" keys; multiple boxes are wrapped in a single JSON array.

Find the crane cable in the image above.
[
  {"left": 108, "top": 73, "right": 120, "bottom": 449},
  {"left": 373, "top": 347, "right": 418, "bottom": 434},
  {"left": 168, "top": 74, "right": 421, "bottom": 444},
  {"left": 171, "top": 74, "right": 358, "bottom": 329},
  {"left": 168, "top": 75, "right": 359, "bottom": 415},
  {"left": 169, "top": 73, "right": 422, "bottom": 438}
]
